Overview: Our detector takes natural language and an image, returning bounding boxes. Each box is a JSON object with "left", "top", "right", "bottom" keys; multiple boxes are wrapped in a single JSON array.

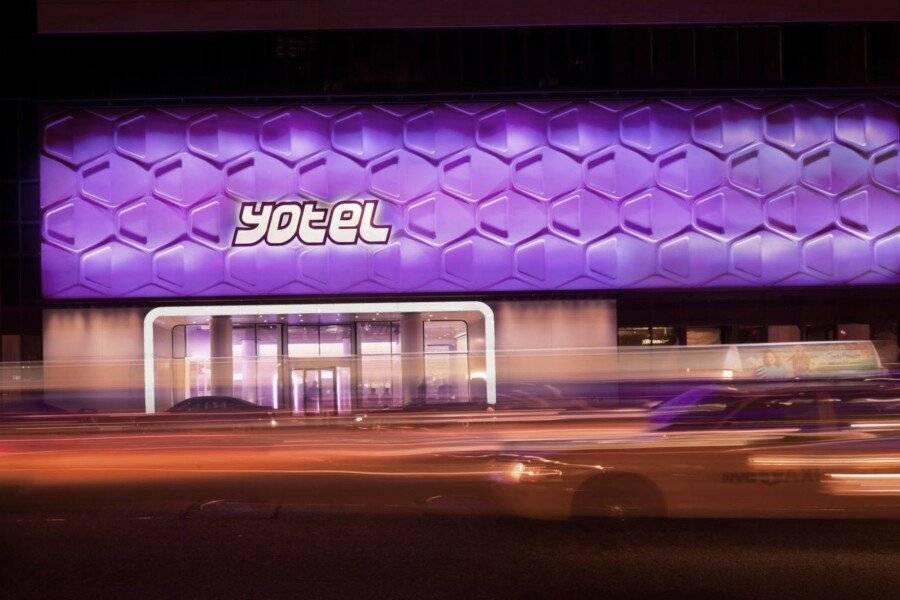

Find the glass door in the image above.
[
  {"left": 315, "top": 368, "right": 336, "bottom": 415},
  {"left": 290, "top": 367, "right": 339, "bottom": 415}
]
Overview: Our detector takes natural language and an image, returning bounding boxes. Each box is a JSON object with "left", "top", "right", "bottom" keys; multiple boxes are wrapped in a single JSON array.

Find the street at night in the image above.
[
  {"left": 2, "top": 409, "right": 899, "bottom": 598},
  {"left": 3, "top": 511, "right": 898, "bottom": 599}
]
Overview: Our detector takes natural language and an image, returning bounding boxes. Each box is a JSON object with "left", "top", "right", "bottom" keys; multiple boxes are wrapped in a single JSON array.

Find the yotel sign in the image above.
[{"left": 232, "top": 200, "right": 391, "bottom": 246}]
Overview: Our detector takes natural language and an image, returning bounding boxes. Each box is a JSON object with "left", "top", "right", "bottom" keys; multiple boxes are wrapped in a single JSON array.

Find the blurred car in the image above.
[
  {"left": 167, "top": 395, "right": 270, "bottom": 413},
  {"left": 487, "top": 379, "right": 900, "bottom": 520},
  {"left": 0, "top": 397, "right": 69, "bottom": 416},
  {"left": 649, "top": 379, "right": 900, "bottom": 431}
]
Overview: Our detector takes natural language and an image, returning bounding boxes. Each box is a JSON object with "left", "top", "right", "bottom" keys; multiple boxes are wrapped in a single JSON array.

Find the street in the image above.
[
  {"left": 2, "top": 510, "right": 898, "bottom": 599},
  {"left": 1, "top": 414, "right": 898, "bottom": 598}
]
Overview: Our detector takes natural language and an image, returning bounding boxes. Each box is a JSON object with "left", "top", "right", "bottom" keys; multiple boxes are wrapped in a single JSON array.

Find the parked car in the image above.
[{"left": 167, "top": 396, "right": 269, "bottom": 413}]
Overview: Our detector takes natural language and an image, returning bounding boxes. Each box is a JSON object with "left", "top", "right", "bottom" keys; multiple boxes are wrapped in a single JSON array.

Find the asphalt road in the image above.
[
  {"left": 1, "top": 511, "right": 898, "bottom": 600},
  {"left": 1, "top": 418, "right": 898, "bottom": 598}
]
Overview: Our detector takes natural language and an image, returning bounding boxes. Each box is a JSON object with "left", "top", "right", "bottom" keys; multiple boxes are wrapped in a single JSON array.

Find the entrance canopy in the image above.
[{"left": 143, "top": 301, "right": 495, "bottom": 413}]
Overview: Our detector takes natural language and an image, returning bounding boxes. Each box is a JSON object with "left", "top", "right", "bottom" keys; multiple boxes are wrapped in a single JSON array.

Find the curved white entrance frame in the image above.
[{"left": 143, "top": 301, "right": 496, "bottom": 414}]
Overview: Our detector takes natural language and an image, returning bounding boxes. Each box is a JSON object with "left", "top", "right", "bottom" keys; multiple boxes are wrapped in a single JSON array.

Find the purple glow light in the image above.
[{"left": 40, "top": 100, "right": 900, "bottom": 298}]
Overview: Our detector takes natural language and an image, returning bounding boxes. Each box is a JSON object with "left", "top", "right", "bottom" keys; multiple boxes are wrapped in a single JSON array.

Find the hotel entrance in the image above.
[
  {"left": 289, "top": 367, "right": 352, "bottom": 416},
  {"left": 144, "top": 302, "right": 495, "bottom": 414}
]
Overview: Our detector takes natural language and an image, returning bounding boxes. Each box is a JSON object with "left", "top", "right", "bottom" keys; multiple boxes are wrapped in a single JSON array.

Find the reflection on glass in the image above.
[
  {"left": 336, "top": 367, "right": 352, "bottom": 414},
  {"left": 287, "top": 324, "right": 352, "bottom": 357},
  {"left": 320, "top": 325, "right": 352, "bottom": 357},
  {"left": 357, "top": 322, "right": 401, "bottom": 409},
  {"left": 288, "top": 325, "right": 320, "bottom": 357},
  {"left": 255, "top": 325, "right": 281, "bottom": 408},
  {"left": 318, "top": 369, "right": 336, "bottom": 415},
  {"left": 172, "top": 326, "right": 186, "bottom": 358},
  {"left": 357, "top": 322, "right": 400, "bottom": 355},
  {"left": 290, "top": 369, "right": 303, "bottom": 414},
  {"left": 289, "top": 367, "right": 351, "bottom": 416},
  {"left": 185, "top": 325, "right": 211, "bottom": 398},
  {"left": 232, "top": 326, "right": 256, "bottom": 403},
  {"left": 424, "top": 321, "right": 469, "bottom": 404},
  {"left": 304, "top": 369, "right": 320, "bottom": 414}
]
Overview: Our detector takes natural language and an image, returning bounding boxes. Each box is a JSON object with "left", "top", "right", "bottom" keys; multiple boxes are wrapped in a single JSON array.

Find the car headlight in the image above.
[{"left": 506, "top": 460, "right": 563, "bottom": 483}]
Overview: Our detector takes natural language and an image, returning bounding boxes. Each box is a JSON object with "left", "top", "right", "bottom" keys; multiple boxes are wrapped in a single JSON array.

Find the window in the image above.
[
  {"left": 766, "top": 325, "right": 799, "bottom": 343},
  {"left": 232, "top": 325, "right": 256, "bottom": 402},
  {"left": 185, "top": 324, "right": 211, "bottom": 358},
  {"left": 653, "top": 389, "right": 744, "bottom": 429},
  {"left": 287, "top": 325, "right": 319, "bottom": 357},
  {"left": 803, "top": 325, "right": 835, "bottom": 342},
  {"left": 183, "top": 324, "right": 211, "bottom": 398},
  {"left": 287, "top": 324, "right": 352, "bottom": 357},
  {"left": 424, "top": 321, "right": 469, "bottom": 403},
  {"left": 617, "top": 326, "right": 677, "bottom": 346},
  {"left": 686, "top": 327, "right": 722, "bottom": 346},
  {"left": 736, "top": 326, "right": 767, "bottom": 343},
  {"left": 320, "top": 325, "right": 353, "bottom": 356},
  {"left": 618, "top": 327, "right": 650, "bottom": 346},
  {"left": 357, "top": 322, "right": 399, "bottom": 355},
  {"left": 357, "top": 322, "right": 401, "bottom": 409},
  {"left": 254, "top": 325, "right": 282, "bottom": 408}
]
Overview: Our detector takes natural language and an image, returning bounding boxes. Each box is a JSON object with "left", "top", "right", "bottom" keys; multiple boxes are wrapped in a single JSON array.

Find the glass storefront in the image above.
[{"left": 168, "top": 316, "right": 476, "bottom": 413}]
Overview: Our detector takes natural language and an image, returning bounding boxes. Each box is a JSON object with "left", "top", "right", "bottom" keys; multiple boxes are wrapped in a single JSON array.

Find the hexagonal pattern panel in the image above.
[
  {"left": 368, "top": 149, "right": 437, "bottom": 204},
  {"left": 40, "top": 100, "right": 900, "bottom": 298},
  {"left": 115, "top": 110, "right": 185, "bottom": 166},
  {"left": 764, "top": 101, "right": 831, "bottom": 154},
  {"left": 187, "top": 110, "right": 256, "bottom": 165},
  {"left": 476, "top": 105, "right": 544, "bottom": 159},
  {"left": 260, "top": 109, "right": 328, "bottom": 164}
]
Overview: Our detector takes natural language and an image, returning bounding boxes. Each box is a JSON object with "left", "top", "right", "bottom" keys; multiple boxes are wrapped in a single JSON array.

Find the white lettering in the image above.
[
  {"left": 266, "top": 203, "right": 302, "bottom": 245},
  {"left": 328, "top": 201, "right": 363, "bottom": 244},
  {"left": 359, "top": 200, "right": 391, "bottom": 243},
  {"left": 298, "top": 202, "right": 328, "bottom": 244},
  {"left": 233, "top": 203, "right": 274, "bottom": 246},
  {"left": 232, "top": 200, "right": 392, "bottom": 247}
]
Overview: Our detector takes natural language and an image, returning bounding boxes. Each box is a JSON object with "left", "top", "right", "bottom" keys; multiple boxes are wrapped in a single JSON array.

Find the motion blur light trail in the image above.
[{"left": 1, "top": 381, "right": 898, "bottom": 521}]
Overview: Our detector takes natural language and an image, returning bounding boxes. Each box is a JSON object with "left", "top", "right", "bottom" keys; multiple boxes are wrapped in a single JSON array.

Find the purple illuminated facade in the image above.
[{"left": 40, "top": 99, "right": 900, "bottom": 299}]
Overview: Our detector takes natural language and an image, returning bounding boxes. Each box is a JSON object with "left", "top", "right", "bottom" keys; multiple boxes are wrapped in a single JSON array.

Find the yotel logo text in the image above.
[{"left": 232, "top": 200, "right": 391, "bottom": 247}]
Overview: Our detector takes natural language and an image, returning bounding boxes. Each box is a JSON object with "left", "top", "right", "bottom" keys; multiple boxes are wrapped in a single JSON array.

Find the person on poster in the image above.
[
  {"left": 755, "top": 350, "right": 788, "bottom": 379},
  {"left": 790, "top": 346, "right": 811, "bottom": 377}
]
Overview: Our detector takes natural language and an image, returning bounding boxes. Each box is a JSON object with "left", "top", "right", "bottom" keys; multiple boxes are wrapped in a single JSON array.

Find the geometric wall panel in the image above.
[{"left": 40, "top": 99, "right": 900, "bottom": 298}]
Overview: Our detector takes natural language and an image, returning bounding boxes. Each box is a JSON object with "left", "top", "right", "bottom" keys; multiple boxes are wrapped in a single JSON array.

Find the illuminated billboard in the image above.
[{"left": 40, "top": 100, "right": 900, "bottom": 298}]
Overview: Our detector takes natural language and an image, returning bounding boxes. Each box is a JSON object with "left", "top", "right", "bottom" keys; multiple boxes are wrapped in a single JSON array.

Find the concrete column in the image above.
[
  {"left": 210, "top": 316, "right": 233, "bottom": 397},
  {"left": 490, "top": 298, "right": 617, "bottom": 386},
  {"left": 400, "top": 313, "right": 425, "bottom": 405},
  {"left": 42, "top": 308, "right": 146, "bottom": 412},
  {"left": 492, "top": 299, "right": 617, "bottom": 351}
]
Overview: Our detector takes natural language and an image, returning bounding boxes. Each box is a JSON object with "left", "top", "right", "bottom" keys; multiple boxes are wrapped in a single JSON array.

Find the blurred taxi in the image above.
[{"left": 488, "top": 379, "right": 900, "bottom": 520}]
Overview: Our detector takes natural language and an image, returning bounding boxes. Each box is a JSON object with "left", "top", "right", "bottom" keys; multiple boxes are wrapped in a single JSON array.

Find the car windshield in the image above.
[
  {"left": 650, "top": 387, "right": 744, "bottom": 426},
  {"left": 651, "top": 387, "right": 829, "bottom": 429}
]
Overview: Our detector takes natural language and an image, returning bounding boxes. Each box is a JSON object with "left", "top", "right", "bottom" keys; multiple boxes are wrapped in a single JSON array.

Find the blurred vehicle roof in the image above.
[{"left": 168, "top": 396, "right": 269, "bottom": 413}]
